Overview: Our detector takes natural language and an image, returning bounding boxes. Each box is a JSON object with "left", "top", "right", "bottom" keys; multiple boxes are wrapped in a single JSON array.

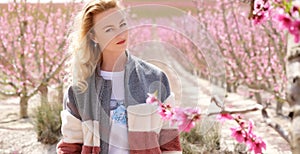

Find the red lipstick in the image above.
[{"left": 116, "top": 39, "right": 126, "bottom": 45}]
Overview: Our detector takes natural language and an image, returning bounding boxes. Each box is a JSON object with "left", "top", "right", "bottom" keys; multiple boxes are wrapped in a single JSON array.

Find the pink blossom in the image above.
[
  {"left": 230, "top": 126, "right": 246, "bottom": 143},
  {"left": 8, "top": 2, "right": 15, "bottom": 12},
  {"left": 171, "top": 107, "right": 201, "bottom": 132},
  {"left": 158, "top": 103, "right": 174, "bottom": 120},
  {"left": 252, "top": 0, "right": 270, "bottom": 24},
  {"left": 254, "top": 0, "right": 265, "bottom": 11},
  {"left": 247, "top": 137, "right": 266, "bottom": 154},
  {"left": 146, "top": 93, "right": 160, "bottom": 105},
  {"left": 289, "top": 20, "right": 300, "bottom": 43},
  {"left": 247, "top": 120, "right": 254, "bottom": 134},
  {"left": 177, "top": 120, "right": 195, "bottom": 132},
  {"left": 291, "top": 6, "right": 299, "bottom": 17},
  {"left": 253, "top": 12, "right": 268, "bottom": 25},
  {"left": 146, "top": 94, "right": 202, "bottom": 132},
  {"left": 171, "top": 108, "right": 195, "bottom": 132},
  {"left": 276, "top": 14, "right": 293, "bottom": 30},
  {"left": 216, "top": 113, "right": 233, "bottom": 123}
]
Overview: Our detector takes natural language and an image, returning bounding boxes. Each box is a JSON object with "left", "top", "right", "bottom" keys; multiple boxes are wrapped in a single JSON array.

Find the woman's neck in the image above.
[{"left": 101, "top": 51, "right": 127, "bottom": 72}]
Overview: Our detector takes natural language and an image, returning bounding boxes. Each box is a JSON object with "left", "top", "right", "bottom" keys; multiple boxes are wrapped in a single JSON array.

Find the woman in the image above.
[{"left": 56, "top": 0, "right": 182, "bottom": 153}]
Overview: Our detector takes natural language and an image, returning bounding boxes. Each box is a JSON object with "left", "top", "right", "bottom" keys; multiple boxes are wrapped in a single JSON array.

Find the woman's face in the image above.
[{"left": 92, "top": 7, "right": 128, "bottom": 54}]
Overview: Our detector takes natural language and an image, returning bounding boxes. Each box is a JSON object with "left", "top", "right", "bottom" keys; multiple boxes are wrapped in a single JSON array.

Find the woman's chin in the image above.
[{"left": 103, "top": 47, "right": 127, "bottom": 55}]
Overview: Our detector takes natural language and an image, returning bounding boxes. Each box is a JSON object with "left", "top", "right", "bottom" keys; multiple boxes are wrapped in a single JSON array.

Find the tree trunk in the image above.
[
  {"left": 57, "top": 83, "right": 64, "bottom": 104},
  {"left": 276, "top": 101, "right": 283, "bottom": 115},
  {"left": 233, "top": 83, "right": 238, "bottom": 93},
  {"left": 254, "top": 92, "right": 262, "bottom": 104},
  {"left": 275, "top": 96, "right": 283, "bottom": 115},
  {"left": 221, "top": 79, "right": 225, "bottom": 89},
  {"left": 39, "top": 84, "right": 48, "bottom": 104},
  {"left": 291, "top": 106, "right": 300, "bottom": 154},
  {"left": 226, "top": 81, "right": 232, "bottom": 92},
  {"left": 212, "top": 77, "right": 218, "bottom": 86},
  {"left": 20, "top": 96, "right": 29, "bottom": 118},
  {"left": 286, "top": 31, "right": 300, "bottom": 153}
]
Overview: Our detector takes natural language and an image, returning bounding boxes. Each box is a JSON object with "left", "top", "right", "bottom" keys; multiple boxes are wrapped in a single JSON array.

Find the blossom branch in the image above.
[
  {"left": 211, "top": 95, "right": 290, "bottom": 145},
  {"left": 0, "top": 80, "right": 18, "bottom": 91},
  {"left": 147, "top": 93, "right": 267, "bottom": 153}
]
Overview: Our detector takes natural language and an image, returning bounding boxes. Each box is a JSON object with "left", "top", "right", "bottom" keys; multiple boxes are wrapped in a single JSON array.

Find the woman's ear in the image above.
[{"left": 89, "top": 31, "right": 98, "bottom": 43}]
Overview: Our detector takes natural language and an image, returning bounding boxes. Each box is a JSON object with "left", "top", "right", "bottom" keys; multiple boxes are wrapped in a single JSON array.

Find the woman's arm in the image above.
[{"left": 56, "top": 87, "right": 83, "bottom": 154}]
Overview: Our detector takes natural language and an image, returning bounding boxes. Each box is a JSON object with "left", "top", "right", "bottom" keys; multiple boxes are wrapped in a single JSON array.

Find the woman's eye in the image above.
[
  {"left": 105, "top": 28, "right": 113, "bottom": 32},
  {"left": 120, "top": 22, "right": 127, "bottom": 27}
]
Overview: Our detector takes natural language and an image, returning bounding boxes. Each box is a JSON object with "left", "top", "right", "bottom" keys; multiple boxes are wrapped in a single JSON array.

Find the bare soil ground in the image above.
[{"left": 0, "top": 97, "right": 56, "bottom": 154}]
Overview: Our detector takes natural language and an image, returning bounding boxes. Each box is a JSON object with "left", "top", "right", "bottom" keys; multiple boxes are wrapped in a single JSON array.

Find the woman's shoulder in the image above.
[
  {"left": 129, "top": 54, "right": 165, "bottom": 76},
  {"left": 128, "top": 54, "right": 171, "bottom": 101}
]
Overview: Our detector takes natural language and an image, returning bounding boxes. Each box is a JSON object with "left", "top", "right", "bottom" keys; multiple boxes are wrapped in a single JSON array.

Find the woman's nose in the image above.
[{"left": 115, "top": 29, "right": 128, "bottom": 38}]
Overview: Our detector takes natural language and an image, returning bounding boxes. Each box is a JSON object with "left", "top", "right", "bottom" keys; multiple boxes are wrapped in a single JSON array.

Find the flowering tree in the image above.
[
  {"left": 127, "top": 0, "right": 300, "bottom": 153},
  {"left": 0, "top": 1, "right": 76, "bottom": 118},
  {"left": 247, "top": 0, "right": 300, "bottom": 153},
  {"left": 192, "top": 0, "right": 288, "bottom": 116},
  {"left": 129, "top": 0, "right": 287, "bottom": 116}
]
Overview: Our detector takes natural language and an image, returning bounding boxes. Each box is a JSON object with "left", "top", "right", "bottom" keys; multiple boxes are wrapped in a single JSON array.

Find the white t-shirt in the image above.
[{"left": 100, "top": 70, "right": 129, "bottom": 154}]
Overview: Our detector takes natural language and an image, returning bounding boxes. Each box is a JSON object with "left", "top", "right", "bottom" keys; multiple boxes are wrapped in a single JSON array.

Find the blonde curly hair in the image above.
[{"left": 66, "top": 0, "right": 121, "bottom": 92}]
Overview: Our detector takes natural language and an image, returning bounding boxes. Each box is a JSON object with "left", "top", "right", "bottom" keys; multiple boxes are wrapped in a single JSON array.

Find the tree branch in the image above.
[
  {"left": 261, "top": 108, "right": 291, "bottom": 144},
  {"left": 0, "top": 90, "right": 18, "bottom": 97},
  {"left": 27, "top": 55, "right": 69, "bottom": 98},
  {"left": 208, "top": 96, "right": 265, "bottom": 116},
  {"left": 0, "top": 80, "right": 18, "bottom": 90}
]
